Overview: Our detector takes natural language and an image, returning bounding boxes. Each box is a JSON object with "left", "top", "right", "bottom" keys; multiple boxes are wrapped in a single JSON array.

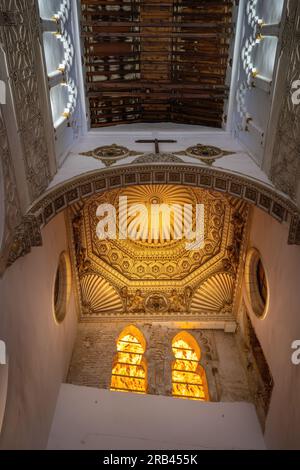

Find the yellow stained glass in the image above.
[
  {"left": 173, "top": 370, "right": 203, "bottom": 385},
  {"left": 117, "top": 351, "right": 142, "bottom": 365},
  {"left": 117, "top": 344, "right": 144, "bottom": 354},
  {"left": 172, "top": 333, "right": 209, "bottom": 401},
  {"left": 174, "top": 359, "right": 198, "bottom": 372},
  {"left": 111, "top": 376, "right": 146, "bottom": 392},
  {"left": 112, "top": 363, "right": 146, "bottom": 378},
  {"left": 111, "top": 328, "right": 147, "bottom": 394}
]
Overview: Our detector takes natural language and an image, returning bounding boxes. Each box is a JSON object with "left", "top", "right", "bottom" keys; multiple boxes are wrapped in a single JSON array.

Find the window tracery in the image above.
[
  {"left": 172, "top": 332, "right": 209, "bottom": 401},
  {"left": 111, "top": 326, "right": 147, "bottom": 394}
]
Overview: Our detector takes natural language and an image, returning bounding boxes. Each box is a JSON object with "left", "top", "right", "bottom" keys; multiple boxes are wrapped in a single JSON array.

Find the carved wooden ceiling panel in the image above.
[
  {"left": 81, "top": 0, "right": 234, "bottom": 127},
  {"left": 70, "top": 185, "right": 249, "bottom": 322}
]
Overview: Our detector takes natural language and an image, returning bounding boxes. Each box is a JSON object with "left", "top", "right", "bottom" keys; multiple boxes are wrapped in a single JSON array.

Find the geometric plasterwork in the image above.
[
  {"left": 0, "top": 0, "right": 51, "bottom": 201},
  {"left": 270, "top": 0, "right": 300, "bottom": 201},
  {"left": 0, "top": 107, "right": 22, "bottom": 274},
  {"left": 69, "top": 184, "right": 249, "bottom": 322},
  {"left": 176, "top": 145, "right": 236, "bottom": 166},
  {"left": 80, "top": 144, "right": 142, "bottom": 167},
  {"left": 79, "top": 143, "right": 235, "bottom": 167}
]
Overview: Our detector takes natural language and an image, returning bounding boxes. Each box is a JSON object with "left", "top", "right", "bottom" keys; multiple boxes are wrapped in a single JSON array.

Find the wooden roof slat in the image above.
[{"left": 81, "top": 0, "right": 233, "bottom": 128}]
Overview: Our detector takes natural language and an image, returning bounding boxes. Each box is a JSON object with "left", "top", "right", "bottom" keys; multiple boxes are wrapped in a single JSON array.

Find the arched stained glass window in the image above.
[
  {"left": 111, "top": 326, "right": 147, "bottom": 394},
  {"left": 172, "top": 332, "right": 209, "bottom": 401}
]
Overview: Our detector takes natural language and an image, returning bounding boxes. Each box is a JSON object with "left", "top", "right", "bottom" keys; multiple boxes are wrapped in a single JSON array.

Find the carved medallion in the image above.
[
  {"left": 145, "top": 293, "right": 169, "bottom": 314},
  {"left": 177, "top": 144, "right": 235, "bottom": 165},
  {"left": 80, "top": 144, "right": 142, "bottom": 167}
]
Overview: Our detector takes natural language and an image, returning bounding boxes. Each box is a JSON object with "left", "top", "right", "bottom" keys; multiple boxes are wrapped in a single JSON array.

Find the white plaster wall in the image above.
[
  {"left": 48, "top": 384, "right": 266, "bottom": 450},
  {"left": 0, "top": 213, "right": 78, "bottom": 449},
  {"left": 245, "top": 208, "right": 300, "bottom": 449},
  {"left": 48, "top": 126, "right": 273, "bottom": 189}
]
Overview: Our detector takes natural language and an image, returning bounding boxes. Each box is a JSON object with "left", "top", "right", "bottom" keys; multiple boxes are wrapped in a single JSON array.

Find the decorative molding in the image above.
[
  {"left": 133, "top": 153, "right": 183, "bottom": 164},
  {"left": 270, "top": 0, "right": 300, "bottom": 201},
  {"left": 29, "top": 164, "right": 299, "bottom": 233},
  {"left": 4, "top": 161, "right": 300, "bottom": 272}
]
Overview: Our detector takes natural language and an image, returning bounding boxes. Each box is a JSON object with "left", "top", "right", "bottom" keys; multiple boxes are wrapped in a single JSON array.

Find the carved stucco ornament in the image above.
[
  {"left": 80, "top": 144, "right": 142, "bottom": 167},
  {"left": 176, "top": 144, "right": 235, "bottom": 165},
  {"left": 7, "top": 216, "right": 42, "bottom": 267},
  {"left": 0, "top": 0, "right": 51, "bottom": 201},
  {"left": 133, "top": 153, "right": 183, "bottom": 164},
  {"left": 270, "top": 0, "right": 300, "bottom": 201},
  {"left": 80, "top": 143, "right": 235, "bottom": 167}
]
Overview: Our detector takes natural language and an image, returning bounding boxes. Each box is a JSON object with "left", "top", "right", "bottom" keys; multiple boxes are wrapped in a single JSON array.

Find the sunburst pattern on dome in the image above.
[
  {"left": 85, "top": 185, "right": 229, "bottom": 281},
  {"left": 80, "top": 274, "right": 123, "bottom": 315},
  {"left": 191, "top": 273, "right": 235, "bottom": 314},
  {"left": 113, "top": 185, "right": 197, "bottom": 246}
]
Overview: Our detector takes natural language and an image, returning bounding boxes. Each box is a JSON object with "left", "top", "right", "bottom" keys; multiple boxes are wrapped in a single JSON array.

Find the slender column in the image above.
[
  {"left": 260, "top": 23, "right": 280, "bottom": 37},
  {"left": 41, "top": 17, "right": 60, "bottom": 33},
  {"left": 252, "top": 74, "right": 272, "bottom": 94}
]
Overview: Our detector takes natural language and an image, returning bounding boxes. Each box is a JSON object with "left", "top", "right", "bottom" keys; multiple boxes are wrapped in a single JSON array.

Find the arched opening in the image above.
[
  {"left": 110, "top": 325, "right": 147, "bottom": 394},
  {"left": 172, "top": 331, "right": 209, "bottom": 401}
]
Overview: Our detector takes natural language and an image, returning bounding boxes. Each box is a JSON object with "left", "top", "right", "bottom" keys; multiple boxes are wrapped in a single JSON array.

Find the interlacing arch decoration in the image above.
[
  {"left": 246, "top": 0, "right": 260, "bottom": 29},
  {"left": 236, "top": 0, "right": 283, "bottom": 132},
  {"left": 111, "top": 325, "right": 147, "bottom": 394},
  {"left": 172, "top": 332, "right": 209, "bottom": 401},
  {"left": 236, "top": 0, "right": 263, "bottom": 128},
  {"left": 38, "top": 0, "right": 78, "bottom": 127}
]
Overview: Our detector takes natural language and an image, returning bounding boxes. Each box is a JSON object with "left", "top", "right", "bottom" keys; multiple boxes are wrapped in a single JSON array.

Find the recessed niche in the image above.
[
  {"left": 245, "top": 248, "right": 269, "bottom": 319},
  {"left": 38, "top": 0, "right": 62, "bottom": 19},
  {"left": 50, "top": 83, "right": 69, "bottom": 126},
  {"left": 53, "top": 251, "right": 72, "bottom": 324},
  {"left": 43, "top": 32, "right": 65, "bottom": 76}
]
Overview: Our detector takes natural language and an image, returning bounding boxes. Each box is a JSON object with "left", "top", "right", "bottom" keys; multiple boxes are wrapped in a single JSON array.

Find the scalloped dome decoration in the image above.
[
  {"left": 113, "top": 184, "right": 198, "bottom": 246},
  {"left": 80, "top": 274, "right": 123, "bottom": 315},
  {"left": 191, "top": 273, "right": 235, "bottom": 315}
]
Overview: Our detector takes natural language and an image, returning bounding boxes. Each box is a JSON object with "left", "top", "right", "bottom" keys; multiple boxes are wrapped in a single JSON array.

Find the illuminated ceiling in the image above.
[
  {"left": 70, "top": 185, "right": 249, "bottom": 323},
  {"left": 81, "top": 0, "right": 234, "bottom": 127}
]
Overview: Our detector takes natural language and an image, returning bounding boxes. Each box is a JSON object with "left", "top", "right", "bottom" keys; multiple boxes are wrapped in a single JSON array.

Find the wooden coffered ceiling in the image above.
[{"left": 81, "top": 0, "right": 234, "bottom": 128}]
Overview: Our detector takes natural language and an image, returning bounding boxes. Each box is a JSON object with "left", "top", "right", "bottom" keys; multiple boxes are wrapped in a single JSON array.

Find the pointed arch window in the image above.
[
  {"left": 172, "top": 332, "right": 209, "bottom": 401},
  {"left": 111, "top": 326, "right": 147, "bottom": 394}
]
